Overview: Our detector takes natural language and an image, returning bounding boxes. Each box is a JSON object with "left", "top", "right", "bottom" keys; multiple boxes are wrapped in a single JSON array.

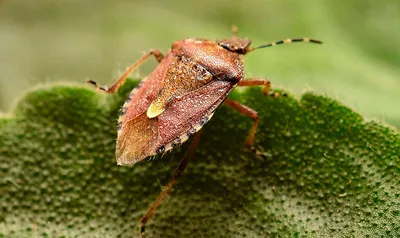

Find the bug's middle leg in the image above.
[
  {"left": 224, "top": 99, "right": 259, "bottom": 148},
  {"left": 88, "top": 49, "right": 164, "bottom": 94}
]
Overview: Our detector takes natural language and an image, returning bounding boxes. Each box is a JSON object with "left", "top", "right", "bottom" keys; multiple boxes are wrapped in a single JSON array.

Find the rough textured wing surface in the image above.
[
  {"left": 157, "top": 80, "right": 234, "bottom": 148},
  {"left": 116, "top": 114, "right": 158, "bottom": 165},
  {"left": 122, "top": 54, "right": 174, "bottom": 124},
  {"left": 116, "top": 54, "right": 174, "bottom": 166},
  {"left": 116, "top": 53, "right": 235, "bottom": 166}
]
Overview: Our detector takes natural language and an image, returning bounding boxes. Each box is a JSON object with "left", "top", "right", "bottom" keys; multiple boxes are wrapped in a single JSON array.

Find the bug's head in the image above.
[{"left": 217, "top": 37, "right": 252, "bottom": 55}]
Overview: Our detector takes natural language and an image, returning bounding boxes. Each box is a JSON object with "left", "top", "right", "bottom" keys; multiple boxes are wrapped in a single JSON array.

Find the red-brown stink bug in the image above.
[{"left": 88, "top": 33, "right": 322, "bottom": 237}]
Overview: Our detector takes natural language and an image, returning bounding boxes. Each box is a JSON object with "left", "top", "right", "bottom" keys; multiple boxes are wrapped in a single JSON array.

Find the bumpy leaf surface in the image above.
[{"left": 1, "top": 80, "right": 399, "bottom": 237}]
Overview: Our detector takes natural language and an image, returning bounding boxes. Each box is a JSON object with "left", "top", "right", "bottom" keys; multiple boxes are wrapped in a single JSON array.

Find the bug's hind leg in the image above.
[
  {"left": 139, "top": 130, "right": 202, "bottom": 238},
  {"left": 87, "top": 49, "right": 164, "bottom": 94}
]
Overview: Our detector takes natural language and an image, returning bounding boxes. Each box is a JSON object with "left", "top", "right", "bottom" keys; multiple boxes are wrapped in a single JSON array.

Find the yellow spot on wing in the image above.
[{"left": 147, "top": 101, "right": 165, "bottom": 118}]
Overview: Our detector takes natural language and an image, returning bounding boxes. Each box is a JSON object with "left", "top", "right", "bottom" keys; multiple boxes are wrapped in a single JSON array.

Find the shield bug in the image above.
[{"left": 88, "top": 33, "right": 322, "bottom": 237}]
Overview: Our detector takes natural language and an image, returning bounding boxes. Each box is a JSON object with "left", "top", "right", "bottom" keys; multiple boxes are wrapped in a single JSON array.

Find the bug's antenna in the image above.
[{"left": 249, "top": 37, "right": 322, "bottom": 52}]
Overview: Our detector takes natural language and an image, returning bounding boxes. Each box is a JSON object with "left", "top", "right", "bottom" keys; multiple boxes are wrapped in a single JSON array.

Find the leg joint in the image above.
[
  {"left": 149, "top": 49, "right": 164, "bottom": 62},
  {"left": 250, "top": 112, "right": 259, "bottom": 121}
]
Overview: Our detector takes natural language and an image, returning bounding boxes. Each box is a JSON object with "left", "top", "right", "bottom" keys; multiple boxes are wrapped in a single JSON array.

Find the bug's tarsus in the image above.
[
  {"left": 250, "top": 146, "right": 267, "bottom": 159},
  {"left": 139, "top": 131, "right": 202, "bottom": 237},
  {"left": 86, "top": 80, "right": 109, "bottom": 92},
  {"left": 267, "top": 91, "right": 288, "bottom": 98},
  {"left": 139, "top": 220, "right": 146, "bottom": 238},
  {"left": 251, "top": 37, "right": 322, "bottom": 51},
  {"left": 86, "top": 79, "right": 100, "bottom": 89},
  {"left": 251, "top": 146, "right": 258, "bottom": 154},
  {"left": 87, "top": 80, "right": 97, "bottom": 86}
]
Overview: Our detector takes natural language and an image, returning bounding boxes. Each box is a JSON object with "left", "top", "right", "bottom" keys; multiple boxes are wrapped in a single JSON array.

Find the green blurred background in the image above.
[{"left": 0, "top": 0, "right": 399, "bottom": 127}]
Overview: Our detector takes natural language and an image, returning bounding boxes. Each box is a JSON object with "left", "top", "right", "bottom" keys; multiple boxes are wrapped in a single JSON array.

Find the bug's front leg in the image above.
[
  {"left": 238, "top": 78, "right": 288, "bottom": 97},
  {"left": 224, "top": 99, "right": 268, "bottom": 157},
  {"left": 224, "top": 99, "right": 259, "bottom": 148},
  {"left": 238, "top": 78, "right": 271, "bottom": 94},
  {"left": 87, "top": 49, "right": 164, "bottom": 94}
]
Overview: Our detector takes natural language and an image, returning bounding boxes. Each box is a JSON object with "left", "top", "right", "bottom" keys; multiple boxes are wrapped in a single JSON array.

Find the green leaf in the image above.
[{"left": 1, "top": 80, "right": 399, "bottom": 237}]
